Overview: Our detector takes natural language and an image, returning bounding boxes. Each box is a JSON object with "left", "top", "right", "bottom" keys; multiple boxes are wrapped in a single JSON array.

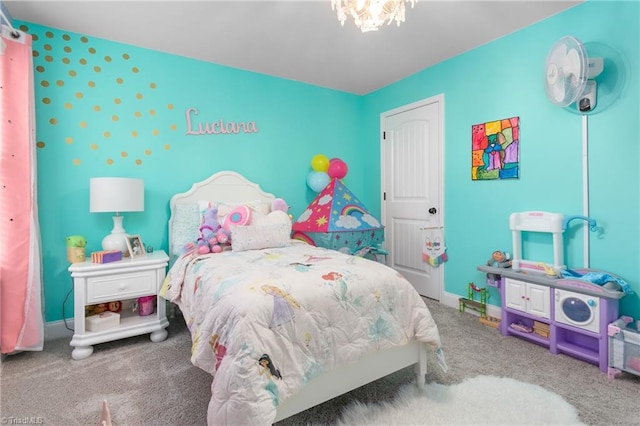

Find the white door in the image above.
[{"left": 381, "top": 95, "right": 443, "bottom": 300}]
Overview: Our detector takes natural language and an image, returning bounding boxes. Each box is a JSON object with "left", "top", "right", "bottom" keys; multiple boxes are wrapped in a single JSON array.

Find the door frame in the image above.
[{"left": 379, "top": 93, "right": 445, "bottom": 300}]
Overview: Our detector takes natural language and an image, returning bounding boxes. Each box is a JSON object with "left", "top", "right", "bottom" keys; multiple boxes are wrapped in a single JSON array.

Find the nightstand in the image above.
[{"left": 68, "top": 250, "right": 170, "bottom": 360}]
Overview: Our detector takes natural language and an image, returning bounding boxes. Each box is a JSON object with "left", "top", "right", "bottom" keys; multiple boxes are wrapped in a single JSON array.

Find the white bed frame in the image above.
[{"left": 168, "top": 171, "right": 428, "bottom": 423}]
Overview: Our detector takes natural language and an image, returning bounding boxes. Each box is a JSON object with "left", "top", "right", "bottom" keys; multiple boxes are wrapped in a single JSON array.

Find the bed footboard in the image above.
[{"left": 273, "top": 340, "right": 427, "bottom": 423}]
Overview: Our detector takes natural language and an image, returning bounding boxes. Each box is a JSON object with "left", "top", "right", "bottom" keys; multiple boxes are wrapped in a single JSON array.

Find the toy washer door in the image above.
[{"left": 554, "top": 289, "right": 600, "bottom": 333}]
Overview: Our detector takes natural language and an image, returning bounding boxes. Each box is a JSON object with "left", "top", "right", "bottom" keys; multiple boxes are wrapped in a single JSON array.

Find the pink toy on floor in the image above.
[{"left": 628, "top": 357, "right": 640, "bottom": 373}]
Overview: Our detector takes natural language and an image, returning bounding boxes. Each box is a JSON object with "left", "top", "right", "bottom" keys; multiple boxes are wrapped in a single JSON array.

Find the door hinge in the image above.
[
  {"left": 383, "top": 131, "right": 386, "bottom": 140},
  {"left": 383, "top": 192, "right": 386, "bottom": 201}
]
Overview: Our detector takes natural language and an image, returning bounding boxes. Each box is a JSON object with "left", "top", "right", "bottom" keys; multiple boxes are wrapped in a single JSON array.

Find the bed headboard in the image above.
[{"left": 168, "top": 171, "right": 276, "bottom": 257}]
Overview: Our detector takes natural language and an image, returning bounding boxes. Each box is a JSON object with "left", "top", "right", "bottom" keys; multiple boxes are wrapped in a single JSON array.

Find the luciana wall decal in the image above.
[{"left": 184, "top": 107, "right": 259, "bottom": 135}]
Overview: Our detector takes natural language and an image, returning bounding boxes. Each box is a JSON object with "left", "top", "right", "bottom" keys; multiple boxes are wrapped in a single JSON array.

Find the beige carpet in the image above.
[{"left": 1, "top": 299, "right": 638, "bottom": 425}]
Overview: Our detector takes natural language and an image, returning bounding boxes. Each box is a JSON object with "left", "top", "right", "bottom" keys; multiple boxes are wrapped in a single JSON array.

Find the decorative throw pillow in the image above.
[
  {"left": 198, "top": 199, "right": 271, "bottom": 227},
  {"left": 222, "top": 205, "right": 252, "bottom": 233},
  {"left": 231, "top": 212, "right": 292, "bottom": 252}
]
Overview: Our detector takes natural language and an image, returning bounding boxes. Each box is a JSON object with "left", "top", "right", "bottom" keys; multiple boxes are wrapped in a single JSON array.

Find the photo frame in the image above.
[{"left": 126, "top": 235, "right": 146, "bottom": 259}]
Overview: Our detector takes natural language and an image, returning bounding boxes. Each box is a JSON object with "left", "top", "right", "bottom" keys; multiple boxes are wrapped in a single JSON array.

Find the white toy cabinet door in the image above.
[{"left": 504, "top": 278, "right": 550, "bottom": 319}]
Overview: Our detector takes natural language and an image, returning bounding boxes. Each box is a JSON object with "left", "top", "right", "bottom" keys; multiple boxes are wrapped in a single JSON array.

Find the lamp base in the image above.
[
  {"left": 102, "top": 232, "right": 128, "bottom": 254},
  {"left": 102, "top": 215, "right": 129, "bottom": 254}
]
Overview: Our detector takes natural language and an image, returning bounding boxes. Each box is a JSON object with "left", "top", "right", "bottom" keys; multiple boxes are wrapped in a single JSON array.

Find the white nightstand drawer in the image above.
[{"left": 86, "top": 270, "right": 155, "bottom": 303}]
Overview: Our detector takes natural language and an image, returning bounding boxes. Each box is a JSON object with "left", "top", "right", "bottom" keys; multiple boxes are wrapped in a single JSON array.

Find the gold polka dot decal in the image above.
[{"left": 31, "top": 26, "right": 174, "bottom": 166}]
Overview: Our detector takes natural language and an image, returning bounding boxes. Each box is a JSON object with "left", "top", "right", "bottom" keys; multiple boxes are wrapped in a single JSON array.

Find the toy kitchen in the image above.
[{"left": 477, "top": 211, "right": 634, "bottom": 373}]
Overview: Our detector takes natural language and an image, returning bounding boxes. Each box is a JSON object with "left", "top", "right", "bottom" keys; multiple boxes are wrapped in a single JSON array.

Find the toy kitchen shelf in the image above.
[{"left": 478, "top": 265, "right": 626, "bottom": 373}]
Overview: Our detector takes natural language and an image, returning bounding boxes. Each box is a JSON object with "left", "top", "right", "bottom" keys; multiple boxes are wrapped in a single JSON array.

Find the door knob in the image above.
[{"left": 428, "top": 207, "right": 437, "bottom": 215}]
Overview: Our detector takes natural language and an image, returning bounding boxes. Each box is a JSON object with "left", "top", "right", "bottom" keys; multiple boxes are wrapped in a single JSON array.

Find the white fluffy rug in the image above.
[{"left": 337, "top": 375, "right": 585, "bottom": 425}]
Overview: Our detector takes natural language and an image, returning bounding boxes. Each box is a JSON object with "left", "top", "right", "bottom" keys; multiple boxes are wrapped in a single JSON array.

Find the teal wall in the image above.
[
  {"left": 21, "top": 22, "right": 366, "bottom": 322},
  {"left": 364, "top": 0, "right": 640, "bottom": 317},
  {"left": 19, "top": 0, "right": 639, "bottom": 323}
]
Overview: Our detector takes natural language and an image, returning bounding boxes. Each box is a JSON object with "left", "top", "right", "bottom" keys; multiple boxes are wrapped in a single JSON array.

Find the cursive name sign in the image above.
[{"left": 185, "top": 107, "right": 258, "bottom": 135}]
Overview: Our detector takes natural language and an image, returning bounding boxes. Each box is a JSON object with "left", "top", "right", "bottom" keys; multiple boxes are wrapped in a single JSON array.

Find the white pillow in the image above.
[
  {"left": 170, "top": 203, "right": 200, "bottom": 256},
  {"left": 231, "top": 211, "right": 292, "bottom": 252}
]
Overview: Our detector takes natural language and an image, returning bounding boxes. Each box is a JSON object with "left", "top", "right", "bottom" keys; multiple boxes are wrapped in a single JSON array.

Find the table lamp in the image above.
[{"left": 90, "top": 177, "right": 144, "bottom": 253}]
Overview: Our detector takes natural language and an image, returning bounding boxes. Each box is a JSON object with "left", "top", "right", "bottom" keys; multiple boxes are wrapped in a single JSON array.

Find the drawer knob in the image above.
[{"left": 119, "top": 283, "right": 126, "bottom": 290}]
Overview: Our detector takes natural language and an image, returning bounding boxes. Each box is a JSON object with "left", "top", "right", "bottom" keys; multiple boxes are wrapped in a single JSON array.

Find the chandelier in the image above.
[{"left": 331, "top": 0, "right": 417, "bottom": 33}]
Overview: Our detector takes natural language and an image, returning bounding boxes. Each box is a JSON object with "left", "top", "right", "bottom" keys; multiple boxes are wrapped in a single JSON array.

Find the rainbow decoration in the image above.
[{"left": 292, "top": 179, "right": 384, "bottom": 254}]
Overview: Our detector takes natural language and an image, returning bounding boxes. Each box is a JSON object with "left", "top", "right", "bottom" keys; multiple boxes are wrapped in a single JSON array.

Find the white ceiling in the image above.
[{"left": 4, "top": 0, "right": 582, "bottom": 94}]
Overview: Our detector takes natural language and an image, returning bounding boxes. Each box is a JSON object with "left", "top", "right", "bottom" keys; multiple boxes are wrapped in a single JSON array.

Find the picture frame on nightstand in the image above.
[{"left": 126, "top": 235, "right": 146, "bottom": 258}]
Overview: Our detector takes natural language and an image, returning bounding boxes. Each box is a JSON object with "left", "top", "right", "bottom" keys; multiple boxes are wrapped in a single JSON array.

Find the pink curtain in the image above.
[{"left": 1, "top": 23, "right": 43, "bottom": 353}]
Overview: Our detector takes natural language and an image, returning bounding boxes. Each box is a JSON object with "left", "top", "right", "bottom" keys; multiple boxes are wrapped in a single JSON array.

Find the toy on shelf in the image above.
[
  {"left": 85, "top": 301, "right": 122, "bottom": 317},
  {"left": 485, "top": 250, "right": 512, "bottom": 282}
]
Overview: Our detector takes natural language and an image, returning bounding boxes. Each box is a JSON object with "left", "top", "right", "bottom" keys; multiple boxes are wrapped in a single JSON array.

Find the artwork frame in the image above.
[
  {"left": 472, "top": 116, "right": 520, "bottom": 180},
  {"left": 125, "top": 235, "right": 146, "bottom": 258}
]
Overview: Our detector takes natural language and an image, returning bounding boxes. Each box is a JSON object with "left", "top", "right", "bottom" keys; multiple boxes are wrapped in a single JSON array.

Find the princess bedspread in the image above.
[{"left": 161, "top": 242, "right": 443, "bottom": 425}]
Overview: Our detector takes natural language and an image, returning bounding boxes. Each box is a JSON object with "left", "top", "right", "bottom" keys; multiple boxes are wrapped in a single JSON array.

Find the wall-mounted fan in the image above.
[{"left": 544, "top": 36, "right": 603, "bottom": 112}]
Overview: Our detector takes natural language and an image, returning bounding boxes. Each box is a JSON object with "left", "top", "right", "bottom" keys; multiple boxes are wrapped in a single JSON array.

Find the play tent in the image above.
[{"left": 292, "top": 178, "right": 384, "bottom": 254}]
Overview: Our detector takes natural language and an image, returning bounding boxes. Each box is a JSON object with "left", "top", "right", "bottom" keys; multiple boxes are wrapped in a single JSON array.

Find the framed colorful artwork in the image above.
[{"left": 472, "top": 116, "right": 520, "bottom": 180}]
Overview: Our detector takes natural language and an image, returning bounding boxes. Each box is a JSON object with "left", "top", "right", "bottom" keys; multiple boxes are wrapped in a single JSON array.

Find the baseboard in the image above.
[{"left": 45, "top": 319, "right": 75, "bottom": 342}]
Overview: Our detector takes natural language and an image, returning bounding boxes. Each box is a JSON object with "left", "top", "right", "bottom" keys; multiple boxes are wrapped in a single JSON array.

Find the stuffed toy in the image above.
[
  {"left": 272, "top": 198, "right": 293, "bottom": 221},
  {"left": 184, "top": 206, "right": 229, "bottom": 255},
  {"left": 486, "top": 250, "right": 512, "bottom": 281}
]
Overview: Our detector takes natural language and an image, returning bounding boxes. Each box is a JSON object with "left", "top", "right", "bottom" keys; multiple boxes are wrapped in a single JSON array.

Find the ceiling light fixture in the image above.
[{"left": 332, "top": 0, "right": 417, "bottom": 33}]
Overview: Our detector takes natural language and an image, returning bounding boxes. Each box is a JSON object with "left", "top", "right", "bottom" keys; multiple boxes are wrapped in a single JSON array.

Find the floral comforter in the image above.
[{"left": 160, "top": 241, "right": 443, "bottom": 425}]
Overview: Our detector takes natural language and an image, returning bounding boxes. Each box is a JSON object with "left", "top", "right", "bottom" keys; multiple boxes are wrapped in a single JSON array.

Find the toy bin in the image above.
[{"left": 607, "top": 316, "right": 640, "bottom": 379}]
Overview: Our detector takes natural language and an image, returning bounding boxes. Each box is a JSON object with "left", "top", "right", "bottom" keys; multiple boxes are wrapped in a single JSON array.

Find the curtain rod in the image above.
[{"left": 0, "top": 8, "right": 20, "bottom": 39}]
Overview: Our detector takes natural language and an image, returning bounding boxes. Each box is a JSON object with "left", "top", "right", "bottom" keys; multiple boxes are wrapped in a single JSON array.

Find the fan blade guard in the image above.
[{"left": 544, "top": 36, "right": 588, "bottom": 107}]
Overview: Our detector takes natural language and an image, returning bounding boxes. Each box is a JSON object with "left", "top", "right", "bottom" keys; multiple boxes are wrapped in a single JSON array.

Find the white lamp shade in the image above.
[{"left": 90, "top": 177, "right": 144, "bottom": 213}]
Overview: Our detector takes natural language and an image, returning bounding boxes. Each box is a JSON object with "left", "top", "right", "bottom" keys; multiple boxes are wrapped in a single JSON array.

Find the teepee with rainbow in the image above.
[{"left": 292, "top": 178, "right": 384, "bottom": 254}]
